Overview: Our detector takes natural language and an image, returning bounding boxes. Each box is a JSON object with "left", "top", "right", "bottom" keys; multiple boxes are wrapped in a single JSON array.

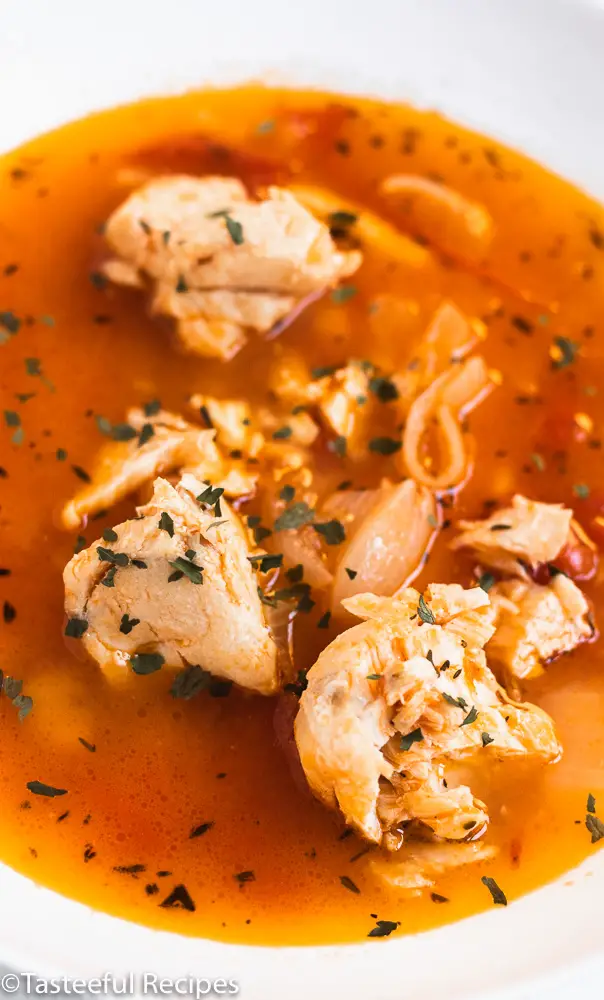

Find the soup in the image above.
[{"left": 1, "top": 85, "right": 604, "bottom": 946}]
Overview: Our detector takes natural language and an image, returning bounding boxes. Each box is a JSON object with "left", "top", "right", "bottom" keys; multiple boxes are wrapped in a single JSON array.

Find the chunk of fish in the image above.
[
  {"left": 60, "top": 408, "right": 256, "bottom": 530},
  {"left": 295, "top": 584, "right": 560, "bottom": 844},
  {"left": 488, "top": 573, "right": 595, "bottom": 684},
  {"left": 63, "top": 475, "right": 280, "bottom": 694},
  {"left": 451, "top": 494, "right": 573, "bottom": 577},
  {"left": 104, "top": 175, "right": 361, "bottom": 359}
]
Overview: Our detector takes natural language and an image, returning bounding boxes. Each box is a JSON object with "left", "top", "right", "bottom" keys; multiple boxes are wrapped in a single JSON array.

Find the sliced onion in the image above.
[
  {"left": 401, "top": 357, "right": 493, "bottom": 491},
  {"left": 288, "top": 183, "right": 430, "bottom": 268},
  {"left": 278, "top": 525, "right": 334, "bottom": 590},
  {"left": 380, "top": 174, "right": 494, "bottom": 263},
  {"left": 330, "top": 480, "right": 438, "bottom": 617},
  {"left": 395, "top": 301, "right": 478, "bottom": 404}
]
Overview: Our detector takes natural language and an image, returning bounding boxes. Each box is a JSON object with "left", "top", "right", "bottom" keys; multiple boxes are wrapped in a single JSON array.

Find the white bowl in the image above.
[{"left": 1, "top": 1, "right": 603, "bottom": 998}]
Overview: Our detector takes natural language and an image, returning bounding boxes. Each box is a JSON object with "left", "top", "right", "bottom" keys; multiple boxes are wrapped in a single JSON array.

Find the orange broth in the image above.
[{"left": 1, "top": 85, "right": 604, "bottom": 945}]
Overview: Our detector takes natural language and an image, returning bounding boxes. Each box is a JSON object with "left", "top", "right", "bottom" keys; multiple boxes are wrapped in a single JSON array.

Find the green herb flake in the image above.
[
  {"left": 481, "top": 876, "right": 507, "bottom": 906},
  {"left": 280, "top": 485, "right": 296, "bottom": 502},
  {"left": 158, "top": 512, "right": 175, "bottom": 537},
  {"left": 130, "top": 652, "right": 165, "bottom": 675},
  {"left": 587, "top": 792, "right": 596, "bottom": 815},
  {"left": 272, "top": 425, "right": 292, "bottom": 440},
  {"left": 248, "top": 553, "right": 283, "bottom": 573},
  {"left": 78, "top": 737, "right": 96, "bottom": 753},
  {"left": 71, "top": 465, "right": 91, "bottom": 483},
  {"left": 234, "top": 870, "right": 255, "bottom": 884},
  {"left": 168, "top": 557, "right": 203, "bottom": 585},
  {"left": 175, "top": 274, "right": 188, "bottom": 293},
  {"left": 331, "top": 285, "right": 357, "bottom": 304},
  {"left": 96, "top": 547, "right": 129, "bottom": 567},
  {"left": 143, "top": 399, "right": 161, "bottom": 417},
  {"left": 368, "top": 436, "right": 401, "bottom": 456},
  {"left": 138, "top": 423, "right": 155, "bottom": 447},
  {"left": 64, "top": 617, "right": 89, "bottom": 639},
  {"left": 586, "top": 813, "right": 604, "bottom": 844},
  {"left": 170, "top": 665, "right": 212, "bottom": 700},
  {"left": 442, "top": 692, "right": 468, "bottom": 710},
  {"left": 368, "top": 919, "right": 399, "bottom": 938},
  {"left": 74, "top": 535, "right": 87, "bottom": 554},
  {"left": 311, "top": 364, "right": 338, "bottom": 380},
  {"left": 102, "top": 528, "right": 118, "bottom": 543},
  {"left": 119, "top": 614, "right": 140, "bottom": 635},
  {"left": 26, "top": 781, "right": 67, "bottom": 798},
  {"left": 551, "top": 336, "right": 579, "bottom": 370},
  {"left": 274, "top": 501, "right": 315, "bottom": 532},
  {"left": 573, "top": 483, "right": 590, "bottom": 500},
  {"left": 101, "top": 565, "right": 118, "bottom": 588},
  {"left": 366, "top": 673, "right": 381, "bottom": 681},
  {"left": 190, "top": 821, "right": 214, "bottom": 839},
  {"left": 340, "top": 875, "right": 360, "bottom": 894},
  {"left": 368, "top": 376, "right": 399, "bottom": 402},
  {"left": 313, "top": 519, "right": 346, "bottom": 545},
  {"left": 417, "top": 594, "right": 436, "bottom": 625},
  {"left": 4, "top": 410, "right": 20, "bottom": 428},
  {"left": 400, "top": 727, "right": 424, "bottom": 751},
  {"left": 345, "top": 567, "right": 358, "bottom": 580},
  {"left": 478, "top": 572, "right": 495, "bottom": 592},
  {"left": 225, "top": 216, "right": 244, "bottom": 245},
  {"left": 159, "top": 884, "right": 196, "bottom": 911},
  {"left": 460, "top": 706, "right": 479, "bottom": 727},
  {"left": 317, "top": 610, "right": 332, "bottom": 629},
  {"left": 328, "top": 210, "right": 358, "bottom": 227},
  {"left": 531, "top": 452, "right": 546, "bottom": 472},
  {"left": 25, "top": 357, "right": 41, "bottom": 376},
  {"left": 481, "top": 732, "right": 495, "bottom": 747},
  {"left": 0, "top": 311, "right": 21, "bottom": 335},
  {"left": 329, "top": 434, "right": 347, "bottom": 458}
]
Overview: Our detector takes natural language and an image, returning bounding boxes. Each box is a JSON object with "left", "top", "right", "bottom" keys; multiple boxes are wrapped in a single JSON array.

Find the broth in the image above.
[{"left": 1, "top": 85, "right": 604, "bottom": 944}]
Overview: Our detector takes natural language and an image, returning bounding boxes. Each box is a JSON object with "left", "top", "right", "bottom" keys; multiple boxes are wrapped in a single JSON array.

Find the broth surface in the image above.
[{"left": 1, "top": 85, "right": 604, "bottom": 944}]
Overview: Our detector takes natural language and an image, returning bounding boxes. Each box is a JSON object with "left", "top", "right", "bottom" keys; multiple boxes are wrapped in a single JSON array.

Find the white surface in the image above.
[{"left": 1, "top": 1, "right": 603, "bottom": 999}]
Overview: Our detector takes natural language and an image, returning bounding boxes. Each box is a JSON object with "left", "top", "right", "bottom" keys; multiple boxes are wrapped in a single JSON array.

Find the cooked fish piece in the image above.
[
  {"left": 295, "top": 584, "right": 560, "bottom": 845},
  {"left": 60, "top": 408, "right": 256, "bottom": 530},
  {"left": 451, "top": 494, "right": 573, "bottom": 577},
  {"left": 104, "top": 175, "right": 361, "bottom": 359},
  {"left": 189, "top": 394, "right": 265, "bottom": 458},
  {"left": 488, "top": 573, "right": 595, "bottom": 684},
  {"left": 63, "top": 475, "right": 280, "bottom": 694},
  {"left": 370, "top": 839, "right": 497, "bottom": 895}
]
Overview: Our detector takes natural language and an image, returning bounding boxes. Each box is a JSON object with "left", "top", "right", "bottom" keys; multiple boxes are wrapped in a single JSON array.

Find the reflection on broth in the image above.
[{"left": 0, "top": 85, "right": 604, "bottom": 946}]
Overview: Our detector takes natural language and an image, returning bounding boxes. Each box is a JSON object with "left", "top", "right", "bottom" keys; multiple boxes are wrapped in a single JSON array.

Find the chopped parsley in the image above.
[
  {"left": 460, "top": 706, "right": 479, "bottom": 727},
  {"left": 190, "top": 821, "right": 214, "bottom": 839},
  {"left": 274, "top": 501, "right": 315, "bottom": 532},
  {"left": 368, "top": 376, "right": 399, "bottom": 402},
  {"left": 143, "top": 399, "right": 161, "bottom": 417},
  {"left": 102, "top": 528, "right": 118, "bottom": 543},
  {"left": 168, "top": 556, "right": 203, "bottom": 585},
  {"left": 280, "top": 485, "right": 296, "bottom": 502},
  {"left": 339, "top": 875, "right": 360, "bottom": 894},
  {"left": 119, "top": 614, "right": 140, "bottom": 635},
  {"left": 130, "top": 652, "right": 165, "bottom": 675},
  {"left": 331, "top": 285, "right": 357, "bottom": 304},
  {"left": 345, "top": 567, "right": 358, "bottom": 580},
  {"left": 96, "top": 547, "right": 129, "bottom": 567},
  {"left": 311, "top": 364, "right": 338, "bottom": 380},
  {"left": 481, "top": 876, "right": 507, "bottom": 906},
  {"left": 367, "top": 919, "right": 399, "bottom": 938},
  {"left": 481, "top": 732, "right": 495, "bottom": 747},
  {"left": 26, "top": 781, "right": 67, "bottom": 798},
  {"left": 225, "top": 216, "right": 244, "bottom": 245},
  {"left": 586, "top": 813, "right": 604, "bottom": 844},
  {"left": 400, "top": 727, "right": 424, "bottom": 751},
  {"left": 478, "top": 572, "right": 495, "bottom": 592},
  {"left": 368, "top": 436, "right": 401, "bottom": 456},
  {"left": 328, "top": 211, "right": 358, "bottom": 227},
  {"left": 159, "top": 884, "right": 196, "bottom": 911},
  {"left": 158, "top": 512, "right": 175, "bottom": 537},
  {"left": 417, "top": 594, "right": 436, "bottom": 625},
  {"left": 78, "top": 738, "right": 96, "bottom": 753},
  {"left": 272, "top": 425, "right": 292, "bottom": 440},
  {"left": 317, "top": 610, "right": 332, "bottom": 629},
  {"left": 248, "top": 553, "right": 283, "bottom": 573},
  {"left": 551, "top": 335, "right": 579, "bottom": 370},
  {"left": 234, "top": 870, "right": 255, "bottom": 884},
  {"left": 313, "top": 519, "right": 346, "bottom": 545},
  {"left": 64, "top": 617, "right": 89, "bottom": 639}
]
